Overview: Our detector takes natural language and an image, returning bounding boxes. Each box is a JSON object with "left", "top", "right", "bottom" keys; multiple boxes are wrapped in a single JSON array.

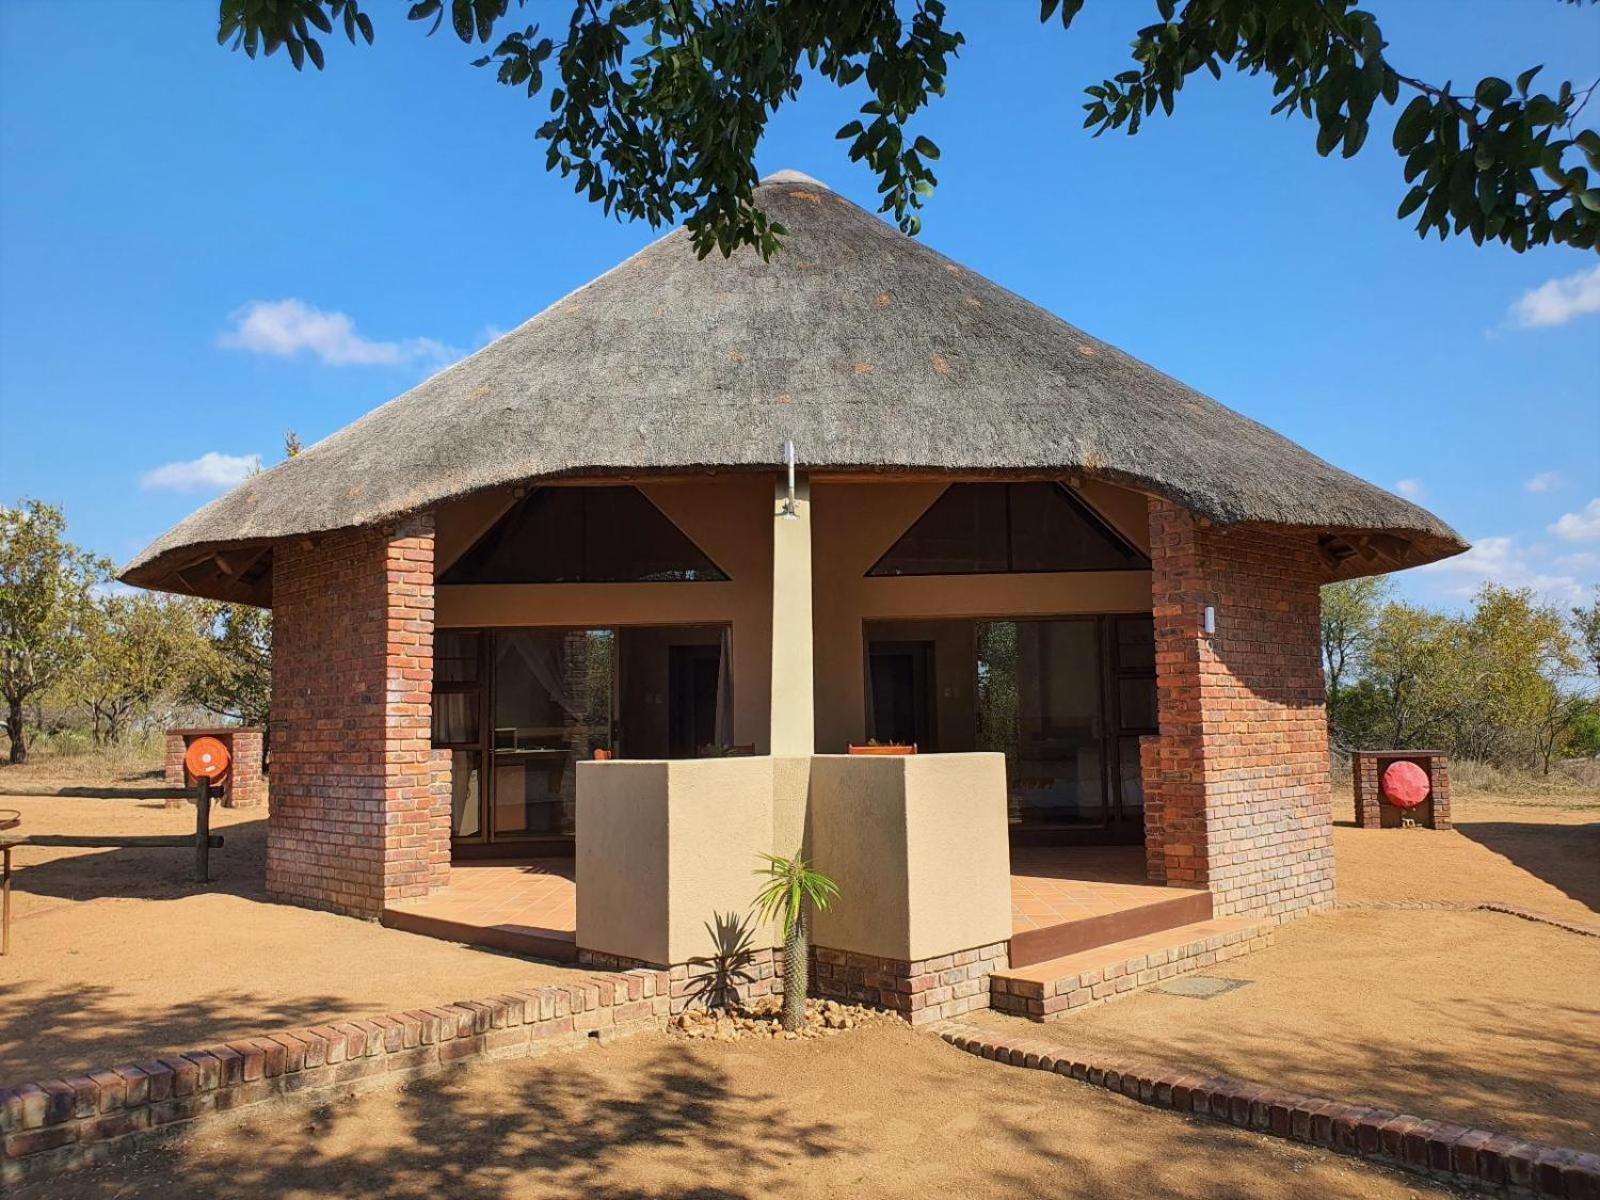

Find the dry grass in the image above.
[{"left": 0, "top": 737, "right": 166, "bottom": 787}]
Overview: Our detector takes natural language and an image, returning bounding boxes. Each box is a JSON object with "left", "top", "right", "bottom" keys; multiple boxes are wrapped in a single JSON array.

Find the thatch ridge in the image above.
[{"left": 124, "top": 172, "right": 1464, "bottom": 597}]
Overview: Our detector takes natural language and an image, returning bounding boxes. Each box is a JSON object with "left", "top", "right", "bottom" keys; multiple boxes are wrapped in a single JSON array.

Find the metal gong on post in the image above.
[{"left": 185, "top": 736, "right": 231, "bottom": 882}]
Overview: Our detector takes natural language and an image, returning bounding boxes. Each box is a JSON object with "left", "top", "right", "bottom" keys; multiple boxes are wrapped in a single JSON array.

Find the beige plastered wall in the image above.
[
  {"left": 808, "top": 752, "right": 1013, "bottom": 961},
  {"left": 809, "top": 478, "right": 1154, "bottom": 752},
  {"left": 576, "top": 751, "right": 1011, "bottom": 967},
  {"left": 576, "top": 757, "right": 778, "bottom": 965}
]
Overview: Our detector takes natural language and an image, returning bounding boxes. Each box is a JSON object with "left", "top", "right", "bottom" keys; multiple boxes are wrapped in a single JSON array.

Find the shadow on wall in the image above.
[{"left": 1454, "top": 818, "right": 1600, "bottom": 913}]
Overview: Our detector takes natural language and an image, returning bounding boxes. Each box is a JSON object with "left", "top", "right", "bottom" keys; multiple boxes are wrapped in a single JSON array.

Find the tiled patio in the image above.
[
  {"left": 382, "top": 846, "right": 1208, "bottom": 965},
  {"left": 1008, "top": 845, "right": 1175, "bottom": 933},
  {"left": 381, "top": 860, "right": 578, "bottom": 961}
]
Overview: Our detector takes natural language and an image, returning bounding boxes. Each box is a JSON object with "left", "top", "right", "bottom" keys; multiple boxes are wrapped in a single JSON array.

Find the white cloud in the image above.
[
  {"left": 140, "top": 451, "right": 261, "bottom": 492},
  {"left": 1394, "top": 478, "right": 1425, "bottom": 500},
  {"left": 1416, "top": 533, "right": 1587, "bottom": 606},
  {"left": 1524, "top": 471, "right": 1564, "bottom": 494},
  {"left": 1550, "top": 498, "right": 1600, "bottom": 543},
  {"left": 218, "top": 298, "right": 456, "bottom": 367},
  {"left": 1508, "top": 262, "right": 1600, "bottom": 329}
]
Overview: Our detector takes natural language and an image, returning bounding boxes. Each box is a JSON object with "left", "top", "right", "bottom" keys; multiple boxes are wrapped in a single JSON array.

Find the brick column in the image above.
[
  {"left": 266, "top": 515, "right": 450, "bottom": 916},
  {"left": 1144, "top": 499, "right": 1335, "bottom": 920},
  {"left": 223, "top": 729, "right": 266, "bottom": 808}
]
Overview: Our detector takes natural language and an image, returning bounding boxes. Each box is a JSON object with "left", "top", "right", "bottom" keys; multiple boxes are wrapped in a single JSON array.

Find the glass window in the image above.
[
  {"left": 1113, "top": 616, "right": 1156, "bottom": 671},
  {"left": 436, "top": 630, "right": 481, "bottom": 683},
  {"left": 432, "top": 691, "right": 480, "bottom": 745},
  {"left": 490, "top": 629, "right": 613, "bottom": 839},
  {"left": 869, "top": 483, "right": 1149, "bottom": 576},
  {"left": 448, "top": 750, "right": 483, "bottom": 839},
  {"left": 441, "top": 486, "right": 727, "bottom": 584},
  {"left": 871, "top": 485, "right": 1008, "bottom": 576},
  {"left": 1117, "top": 736, "right": 1145, "bottom": 819},
  {"left": 1116, "top": 677, "right": 1158, "bottom": 732},
  {"left": 979, "top": 619, "right": 1107, "bottom": 829}
]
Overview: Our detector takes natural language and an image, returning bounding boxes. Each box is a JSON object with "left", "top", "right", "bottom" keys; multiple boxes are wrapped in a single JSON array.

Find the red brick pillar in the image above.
[
  {"left": 224, "top": 729, "right": 266, "bottom": 808},
  {"left": 163, "top": 731, "right": 186, "bottom": 789},
  {"left": 266, "top": 515, "right": 451, "bottom": 916},
  {"left": 1144, "top": 500, "right": 1335, "bottom": 920}
]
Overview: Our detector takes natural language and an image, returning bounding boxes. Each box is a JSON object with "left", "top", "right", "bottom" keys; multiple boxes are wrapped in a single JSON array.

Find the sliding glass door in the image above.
[
  {"left": 433, "top": 624, "right": 731, "bottom": 854},
  {"left": 867, "top": 614, "right": 1157, "bottom": 844}
]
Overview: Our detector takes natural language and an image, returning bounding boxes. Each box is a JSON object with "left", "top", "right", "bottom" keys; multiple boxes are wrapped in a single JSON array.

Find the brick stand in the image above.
[
  {"left": 1351, "top": 751, "right": 1451, "bottom": 830},
  {"left": 162, "top": 728, "right": 266, "bottom": 809}
]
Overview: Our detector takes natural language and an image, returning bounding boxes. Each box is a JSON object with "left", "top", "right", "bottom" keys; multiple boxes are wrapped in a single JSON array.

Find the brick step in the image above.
[
  {"left": 1008, "top": 888, "right": 1213, "bottom": 969},
  {"left": 991, "top": 916, "right": 1273, "bottom": 1021},
  {"left": 380, "top": 909, "right": 578, "bottom": 963}
]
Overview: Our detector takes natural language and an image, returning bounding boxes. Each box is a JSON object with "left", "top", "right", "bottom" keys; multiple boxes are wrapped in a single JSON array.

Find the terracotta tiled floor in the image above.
[
  {"left": 387, "top": 847, "right": 1177, "bottom": 944},
  {"left": 386, "top": 860, "right": 577, "bottom": 942},
  {"left": 1008, "top": 845, "right": 1177, "bottom": 933}
]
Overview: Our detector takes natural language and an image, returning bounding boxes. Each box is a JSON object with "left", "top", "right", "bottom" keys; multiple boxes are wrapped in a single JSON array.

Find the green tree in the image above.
[
  {"left": 1462, "top": 584, "right": 1584, "bottom": 771},
  {"left": 1363, "top": 601, "right": 1461, "bottom": 749},
  {"left": 218, "top": 1, "right": 1600, "bottom": 257},
  {"left": 1320, "top": 576, "right": 1391, "bottom": 748},
  {"left": 1573, "top": 586, "right": 1600, "bottom": 677},
  {"left": 70, "top": 592, "right": 212, "bottom": 746},
  {"left": 186, "top": 602, "right": 273, "bottom": 727},
  {"left": 0, "top": 501, "right": 103, "bottom": 764},
  {"left": 753, "top": 852, "right": 839, "bottom": 1032}
]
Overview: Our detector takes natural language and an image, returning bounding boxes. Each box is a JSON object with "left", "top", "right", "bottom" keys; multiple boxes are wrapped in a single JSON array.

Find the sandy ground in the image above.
[
  {"left": 23, "top": 1024, "right": 1455, "bottom": 1200},
  {"left": 1333, "top": 793, "right": 1599, "bottom": 920},
  {"left": 0, "top": 793, "right": 592, "bottom": 1083},
  {"left": 968, "top": 792, "right": 1600, "bottom": 1154}
]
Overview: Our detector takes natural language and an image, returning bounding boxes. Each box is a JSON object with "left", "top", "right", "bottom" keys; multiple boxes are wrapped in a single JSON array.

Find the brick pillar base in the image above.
[
  {"left": 812, "top": 941, "right": 1009, "bottom": 1026},
  {"left": 266, "top": 516, "right": 450, "bottom": 917},
  {"left": 1146, "top": 500, "right": 1335, "bottom": 920}
]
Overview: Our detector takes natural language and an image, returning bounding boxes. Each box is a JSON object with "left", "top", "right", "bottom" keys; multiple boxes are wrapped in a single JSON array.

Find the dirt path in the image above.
[
  {"left": 970, "top": 906, "right": 1600, "bottom": 1153},
  {"left": 0, "top": 794, "right": 591, "bottom": 1083},
  {"left": 1333, "top": 793, "right": 1599, "bottom": 920},
  {"left": 968, "top": 793, "right": 1600, "bottom": 1155},
  {"left": 24, "top": 1025, "right": 1455, "bottom": 1200}
]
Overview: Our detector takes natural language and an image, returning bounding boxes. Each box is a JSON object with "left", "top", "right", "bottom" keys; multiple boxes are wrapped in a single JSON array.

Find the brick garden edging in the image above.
[
  {"left": 0, "top": 968, "right": 673, "bottom": 1186},
  {"left": 939, "top": 1026, "right": 1600, "bottom": 1198}
]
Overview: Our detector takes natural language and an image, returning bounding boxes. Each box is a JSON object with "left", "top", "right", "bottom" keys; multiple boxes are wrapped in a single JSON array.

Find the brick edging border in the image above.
[
  {"left": 938, "top": 1026, "right": 1600, "bottom": 1198},
  {"left": 1337, "top": 900, "right": 1600, "bottom": 939},
  {"left": 0, "top": 968, "right": 673, "bottom": 1186}
]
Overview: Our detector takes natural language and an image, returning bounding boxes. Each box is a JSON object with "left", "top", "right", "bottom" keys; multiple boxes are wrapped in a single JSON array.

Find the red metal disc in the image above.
[
  {"left": 1380, "top": 760, "right": 1430, "bottom": 809},
  {"left": 184, "top": 736, "right": 231, "bottom": 781}
]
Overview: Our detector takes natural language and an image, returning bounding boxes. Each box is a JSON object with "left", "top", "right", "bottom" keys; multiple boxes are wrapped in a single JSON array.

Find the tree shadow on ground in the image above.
[
  {"left": 43, "top": 1041, "right": 854, "bottom": 1200},
  {"left": 0, "top": 983, "right": 354, "bottom": 1085},
  {"left": 1454, "top": 817, "right": 1600, "bottom": 912},
  {"left": 27, "top": 1029, "right": 1450, "bottom": 1200},
  {"left": 6, "top": 815, "right": 269, "bottom": 904}
]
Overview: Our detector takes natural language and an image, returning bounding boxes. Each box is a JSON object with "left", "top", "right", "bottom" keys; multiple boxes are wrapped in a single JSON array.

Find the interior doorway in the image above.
[
  {"left": 668, "top": 643, "right": 724, "bottom": 757},
  {"left": 866, "top": 640, "right": 937, "bottom": 750}
]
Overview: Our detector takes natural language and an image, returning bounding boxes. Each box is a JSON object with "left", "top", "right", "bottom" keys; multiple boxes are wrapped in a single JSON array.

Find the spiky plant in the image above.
[{"left": 753, "top": 852, "right": 839, "bottom": 1032}]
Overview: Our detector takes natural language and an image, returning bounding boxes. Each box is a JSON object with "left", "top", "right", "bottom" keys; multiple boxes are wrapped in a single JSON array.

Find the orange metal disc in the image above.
[{"left": 184, "top": 736, "right": 231, "bottom": 780}]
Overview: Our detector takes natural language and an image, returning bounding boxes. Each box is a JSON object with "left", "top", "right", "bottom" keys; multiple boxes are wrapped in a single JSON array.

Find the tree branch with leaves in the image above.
[{"left": 217, "top": 0, "right": 1600, "bottom": 258}]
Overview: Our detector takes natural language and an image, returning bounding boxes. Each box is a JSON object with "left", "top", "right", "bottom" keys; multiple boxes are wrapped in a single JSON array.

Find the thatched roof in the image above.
[{"left": 124, "top": 169, "right": 1464, "bottom": 601}]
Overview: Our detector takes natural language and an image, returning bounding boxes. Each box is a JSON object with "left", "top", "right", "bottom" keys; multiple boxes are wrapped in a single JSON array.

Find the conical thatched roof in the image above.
[{"left": 124, "top": 170, "right": 1464, "bottom": 601}]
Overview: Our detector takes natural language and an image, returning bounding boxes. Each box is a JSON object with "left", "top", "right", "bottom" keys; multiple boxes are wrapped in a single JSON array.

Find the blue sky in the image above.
[{"left": 1, "top": 1, "right": 1597, "bottom": 609}]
